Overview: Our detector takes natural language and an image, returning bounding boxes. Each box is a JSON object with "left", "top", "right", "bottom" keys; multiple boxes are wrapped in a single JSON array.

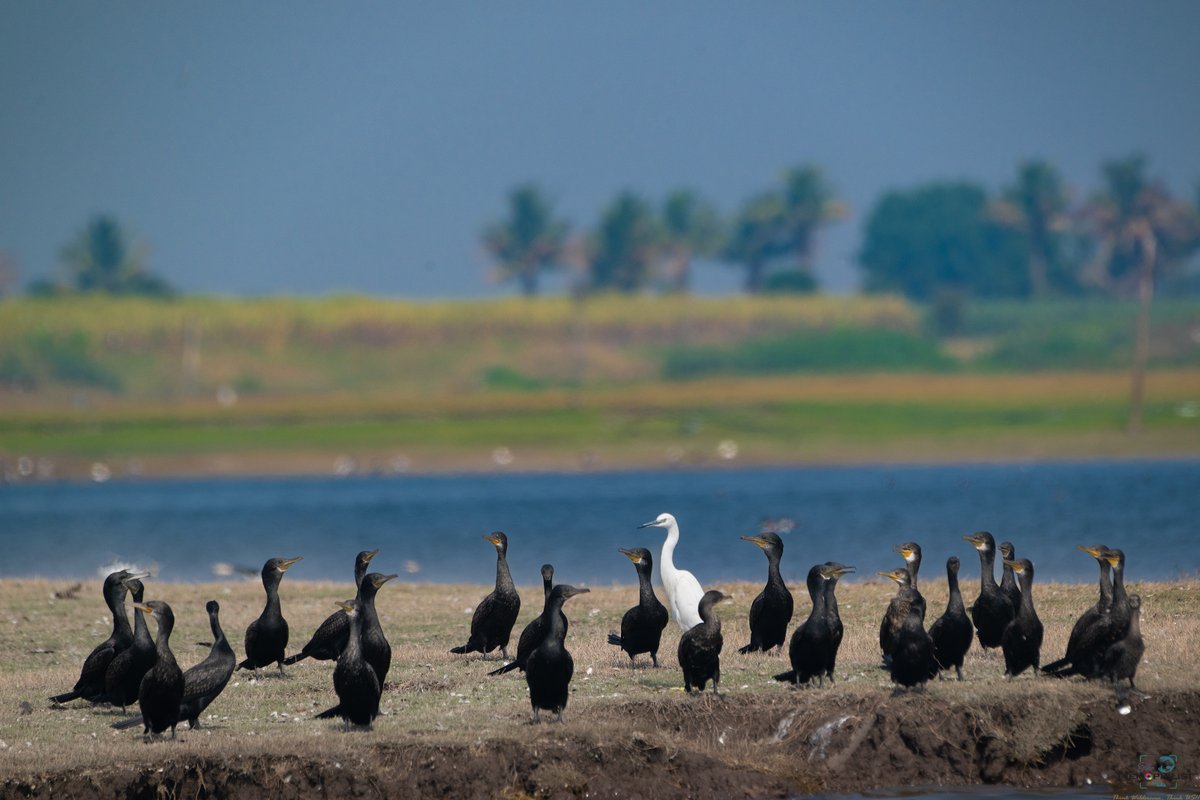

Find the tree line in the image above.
[{"left": 484, "top": 155, "right": 1200, "bottom": 301}]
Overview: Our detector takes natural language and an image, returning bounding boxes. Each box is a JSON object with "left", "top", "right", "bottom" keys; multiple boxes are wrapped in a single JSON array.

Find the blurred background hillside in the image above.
[{"left": 2, "top": 3, "right": 1199, "bottom": 479}]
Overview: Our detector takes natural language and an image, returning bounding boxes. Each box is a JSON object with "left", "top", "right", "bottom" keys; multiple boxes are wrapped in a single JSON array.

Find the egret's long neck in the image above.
[{"left": 659, "top": 523, "right": 679, "bottom": 580}]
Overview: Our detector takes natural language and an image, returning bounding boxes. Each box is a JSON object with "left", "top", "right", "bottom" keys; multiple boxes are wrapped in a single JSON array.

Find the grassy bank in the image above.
[{"left": 1, "top": 575, "right": 1196, "bottom": 795}]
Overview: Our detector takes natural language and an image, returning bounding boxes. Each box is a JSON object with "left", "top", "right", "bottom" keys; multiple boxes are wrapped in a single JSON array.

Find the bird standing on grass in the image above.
[
  {"left": 321, "top": 599, "right": 381, "bottom": 729},
  {"left": 678, "top": 589, "right": 731, "bottom": 696},
  {"left": 820, "top": 562, "right": 854, "bottom": 684},
  {"left": 491, "top": 564, "right": 564, "bottom": 676},
  {"left": 525, "top": 584, "right": 589, "bottom": 723},
  {"left": 1000, "top": 558, "right": 1043, "bottom": 678},
  {"left": 49, "top": 569, "right": 138, "bottom": 705},
  {"left": 607, "top": 547, "right": 669, "bottom": 667},
  {"left": 238, "top": 557, "right": 302, "bottom": 675},
  {"left": 928, "top": 556, "right": 972, "bottom": 680},
  {"left": 639, "top": 513, "right": 705, "bottom": 631},
  {"left": 963, "top": 531, "right": 1013, "bottom": 650},
  {"left": 451, "top": 532, "right": 521, "bottom": 660},
  {"left": 1102, "top": 594, "right": 1144, "bottom": 691},
  {"left": 776, "top": 564, "right": 836, "bottom": 687},
  {"left": 1043, "top": 544, "right": 1112, "bottom": 675},
  {"left": 135, "top": 601, "right": 184, "bottom": 741},
  {"left": 284, "top": 549, "right": 377, "bottom": 665},
  {"left": 101, "top": 577, "right": 154, "bottom": 711},
  {"left": 737, "top": 531, "right": 793, "bottom": 654},
  {"left": 889, "top": 601, "right": 934, "bottom": 690},
  {"left": 998, "top": 542, "right": 1021, "bottom": 613},
  {"left": 879, "top": 567, "right": 922, "bottom": 666}
]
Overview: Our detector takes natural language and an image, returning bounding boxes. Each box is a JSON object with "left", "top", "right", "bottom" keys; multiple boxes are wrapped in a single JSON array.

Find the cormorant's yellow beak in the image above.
[
  {"left": 618, "top": 548, "right": 643, "bottom": 565},
  {"left": 372, "top": 574, "right": 398, "bottom": 588},
  {"left": 1077, "top": 545, "right": 1106, "bottom": 558},
  {"left": 483, "top": 532, "right": 504, "bottom": 546},
  {"left": 279, "top": 557, "right": 302, "bottom": 571},
  {"left": 1104, "top": 552, "right": 1121, "bottom": 568},
  {"left": 363, "top": 548, "right": 380, "bottom": 563},
  {"left": 741, "top": 535, "right": 768, "bottom": 550},
  {"left": 896, "top": 545, "right": 914, "bottom": 559},
  {"left": 1003, "top": 559, "right": 1024, "bottom": 574},
  {"left": 335, "top": 600, "right": 355, "bottom": 613},
  {"left": 878, "top": 569, "right": 906, "bottom": 584},
  {"left": 134, "top": 603, "right": 153, "bottom": 615}
]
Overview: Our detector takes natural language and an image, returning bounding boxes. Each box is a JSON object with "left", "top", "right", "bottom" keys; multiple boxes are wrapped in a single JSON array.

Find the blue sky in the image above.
[{"left": 2, "top": 2, "right": 1198, "bottom": 297}]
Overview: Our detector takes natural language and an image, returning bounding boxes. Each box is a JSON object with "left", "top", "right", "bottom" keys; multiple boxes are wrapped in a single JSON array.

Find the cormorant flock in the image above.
[{"left": 46, "top": 514, "right": 1146, "bottom": 739}]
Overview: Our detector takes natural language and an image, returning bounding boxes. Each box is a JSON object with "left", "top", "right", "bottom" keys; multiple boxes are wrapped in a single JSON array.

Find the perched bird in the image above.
[
  {"left": 776, "top": 564, "right": 851, "bottom": 687},
  {"left": 639, "top": 513, "right": 705, "bottom": 631},
  {"left": 1101, "top": 594, "right": 1144, "bottom": 691},
  {"left": 889, "top": 602, "right": 934, "bottom": 690},
  {"left": 135, "top": 601, "right": 184, "bottom": 740},
  {"left": 238, "top": 556, "right": 302, "bottom": 674},
  {"left": 737, "top": 531, "right": 793, "bottom": 654},
  {"left": 525, "top": 584, "right": 589, "bottom": 723},
  {"left": 490, "top": 564, "right": 566, "bottom": 676},
  {"left": 928, "top": 557, "right": 973, "bottom": 680},
  {"left": 878, "top": 567, "right": 922, "bottom": 666},
  {"left": 820, "top": 562, "right": 854, "bottom": 684},
  {"left": 49, "top": 570, "right": 138, "bottom": 705},
  {"left": 1043, "top": 544, "right": 1112, "bottom": 675},
  {"left": 113, "top": 599, "right": 237, "bottom": 732},
  {"left": 607, "top": 548, "right": 669, "bottom": 667},
  {"left": 963, "top": 531, "right": 1014, "bottom": 650},
  {"left": 678, "top": 589, "right": 730, "bottom": 696},
  {"left": 283, "top": 549, "right": 378, "bottom": 665},
  {"left": 101, "top": 577, "right": 154, "bottom": 711},
  {"left": 998, "top": 542, "right": 1022, "bottom": 613},
  {"left": 1000, "top": 558, "right": 1043, "bottom": 678},
  {"left": 321, "top": 600, "right": 382, "bottom": 729},
  {"left": 356, "top": 572, "right": 396, "bottom": 686},
  {"left": 450, "top": 532, "right": 521, "bottom": 660}
]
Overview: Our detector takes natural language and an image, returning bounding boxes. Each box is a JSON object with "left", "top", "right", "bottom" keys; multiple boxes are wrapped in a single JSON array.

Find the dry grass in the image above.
[{"left": 1, "top": 572, "right": 1194, "bottom": 780}]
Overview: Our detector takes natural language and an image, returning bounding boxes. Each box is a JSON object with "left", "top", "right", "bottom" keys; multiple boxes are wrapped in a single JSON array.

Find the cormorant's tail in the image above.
[
  {"left": 315, "top": 704, "right": 340, "bottom": 719},
  {"left": 236, "top": 658, "right": 253, "bottom": 671},
  {"left": 111, "top": 715, "right": 143, "bottom": 730},
  {"left": 281, "top": 652, "right": 308, "bottom": 666},
  {"left": 773, "top": 670, "right": 797, "bottom": 683},
  {"left": 1041, "top": 656, "right": 1071, "bottom": 673},
  {"left": 449, "top": 643, "right": 479, "bottom": 655},
  {"left": 606, "top": 632, "right": 623, "bottom": 647},
  {"left": 48, "top": 690, "right": 80, "bottom": 704},
  {"left": 737, "top": 643, "right": 755, "bottom": 655},
  {"left": 487, "top": 661, "right": 521, "bottom": 677}
]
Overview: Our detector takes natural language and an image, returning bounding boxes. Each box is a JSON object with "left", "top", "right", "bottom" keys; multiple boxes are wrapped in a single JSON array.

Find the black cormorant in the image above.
[
  {"left": 113, "top": 599, "right": 237, "bottom": 731},
  {"left": 1101, "top": 594, "right": 1143, "bottom": 690},
  {"left": 821, "top": 562, "right": 854, "bottom": 684},
  {"left": 889, "top": 602, "right": 934, "bottom": 689},
  {"left": 928, "top": 556, "right": 972, "bottom": 680},
  {"left": 963, "top": 531, "right": 1014, "bottom": 650},
  {"left": 1043, "top": 544, "right": 1112, "bottom": 675},
  {"left": 135, "top": 601, "right": 184, "bottom": 740},
  {"left": 737, "top": 532, "right": 793, "bottom": 654},
  {"left": 321, "top": 600, "right": 382, "bottom": 729},
  {"left": 878, "top": 567, "right": 922, "bottom": 665},
  {"left": 101, "top": 577, "right": 154, "bottom": 711},
  {"left": 525, "top": 584, "right": 589, "bottom": 723},
  {"left": 238, "top": 556, "right": 302, "bottom": 674},
  {"left": 450, "top": 532, "right": 521, "bottom": 660},
  {"left": 49, "top": 569, "right": 136, "bottom": 705},
  {"left": 490, "top": 564, "right": 565, "bottom": 676},
  {"left": 357, "top": 572, "right": 396, "bottom": 686},
  {"left": 607, "top": 548, "right": 669, "bottom": 667},
  {"left": 776, "top": 564, "right": 849, "bottom": 687},
  {"left": 678, "top": 589, "right": 730, "bottom": 696},
  {"left": 1000, "top": 558, "right": 1043, "bottom": 678},
  {"left": 283, "top": 549, "right": 377, "bottom": 665},
  {"left": 998, "top": 542, "right": 1021, "bottom": 613}
]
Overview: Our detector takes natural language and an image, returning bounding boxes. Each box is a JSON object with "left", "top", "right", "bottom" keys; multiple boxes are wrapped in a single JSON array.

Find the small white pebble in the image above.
[{"left": 586, "top": 667, "right": 593, "bottom": 676}]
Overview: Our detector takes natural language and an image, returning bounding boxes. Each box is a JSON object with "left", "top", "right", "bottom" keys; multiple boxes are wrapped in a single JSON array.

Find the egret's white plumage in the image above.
[{"left": 639, "top": 513, "right": 704, "bottom": 631}]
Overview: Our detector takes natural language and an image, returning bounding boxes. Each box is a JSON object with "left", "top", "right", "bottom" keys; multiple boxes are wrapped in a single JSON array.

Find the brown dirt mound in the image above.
[{"left": 5, "top": 688, "right": 1197, "bottom": 798}]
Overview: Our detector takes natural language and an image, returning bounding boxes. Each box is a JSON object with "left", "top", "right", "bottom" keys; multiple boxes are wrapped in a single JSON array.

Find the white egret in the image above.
[{"left": 638, "top": 513, "right": 704, "bottom": 631}]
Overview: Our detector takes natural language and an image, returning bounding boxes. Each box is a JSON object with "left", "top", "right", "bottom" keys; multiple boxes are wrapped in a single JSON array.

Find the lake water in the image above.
[{"left": 1, "top": 459, "right": 1196, "bottom": 586}]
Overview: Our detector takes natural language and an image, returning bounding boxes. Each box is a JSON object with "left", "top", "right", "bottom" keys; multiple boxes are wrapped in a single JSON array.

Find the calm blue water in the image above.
[{"left": 1, "top": 460, "right": 1196, "bottom": 586}]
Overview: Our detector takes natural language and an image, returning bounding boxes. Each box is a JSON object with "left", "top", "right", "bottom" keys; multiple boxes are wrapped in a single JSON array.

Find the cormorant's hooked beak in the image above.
[
  {"left": 483, "top": 532, "right": 504, "bottom": 546},
  {"left": 134, "top": 603, "right": 153, "bottom": 615},
  {"left": 741, "top": 535, "right": 768, "bottom": 550},
  {"left": 878, "top": 569, "right": 907, "bottom": 584},
  {"left": 827, "top": 564, "right": 855, "bottom": 577},
  {"left": 1103, "top": 551, "right": 1122, "bottom": 568},
  {"left": 618, "top": 547, "right": 643, "bottom": 565},
  {"left": 278, "top": 557, "right": 302, "bottom": 571},
  {"left": 335, "top": 599, "right": 355, "bottom": 613},
  {"left": 372, "top": 574, "right": 398, "bottom": 588},
  {"left": 362, "top": 548, "right": 380, "bottom": 563},
  {"left": 895, "top": 544, "right": 915, "bottom": 560},
  {"left": 962, "top": 534, "right": 986, "bottom": 550},
  {"left": 1077, "top": 544, "right": 1106, "bottom": 558},
  {"left": 1003, "top": 559, "right": 1024, "bottom": 574},
  {"left": 561, "top": 586, "right": 591, "bottom": 600}
]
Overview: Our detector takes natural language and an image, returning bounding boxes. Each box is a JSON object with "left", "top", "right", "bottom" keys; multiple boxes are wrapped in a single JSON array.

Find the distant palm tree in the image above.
[
  {"left": 722, "top": 192, "right": 788, "bottom": 293},
  {"left": 481, "top": 185, "right": 569, "bottom": 296},
  {"left": 588, "top": 192, "right": 660, "bottom": 293},
  {"left": 780, "top": 165, "right": 847, "bottom": 277},
  {"left": 1084, "top": 155, "right": 1200, "bottom": 432},
  {"left": 59, "top": 215, "right": 172, "bottom": 297},
  {"left": 992, "top": 160, "right": 1070, "bottom": 298},
  {"left": 659, "top": 190, "right": 721, "bottom": 293}
]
